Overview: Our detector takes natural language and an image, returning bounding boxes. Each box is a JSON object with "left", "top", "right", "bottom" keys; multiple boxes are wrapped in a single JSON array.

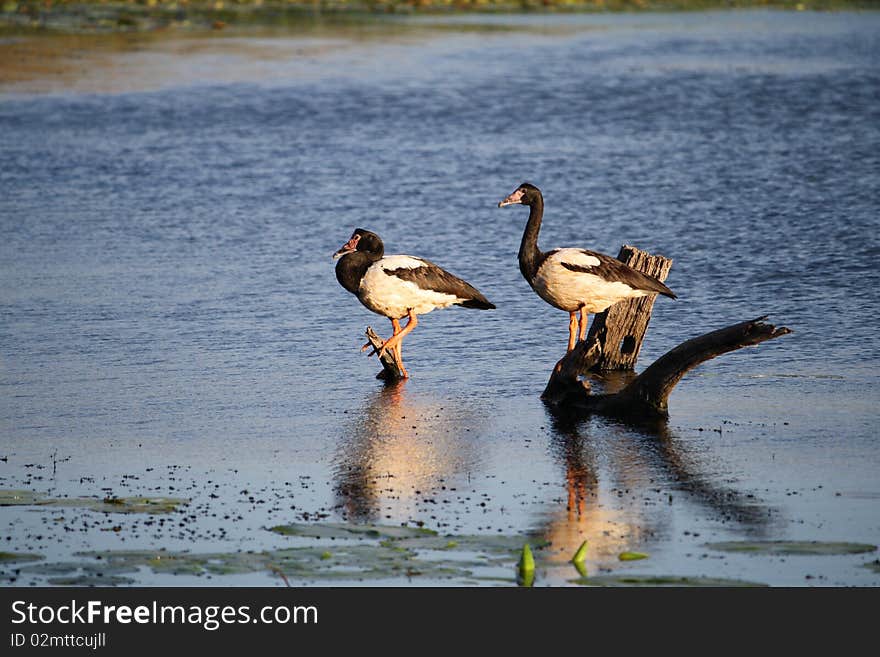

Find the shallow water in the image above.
[{"left": 1, "top": 9, "right": 879, "bottom": 586}]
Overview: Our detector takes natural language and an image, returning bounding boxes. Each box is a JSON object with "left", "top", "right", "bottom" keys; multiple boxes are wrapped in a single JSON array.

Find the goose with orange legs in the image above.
[
  {"left": 334, "top": 228, "right": 495, "bottom": 378},
  {"left": 499, "top": 183, "right": 675, "bottom": 352}
]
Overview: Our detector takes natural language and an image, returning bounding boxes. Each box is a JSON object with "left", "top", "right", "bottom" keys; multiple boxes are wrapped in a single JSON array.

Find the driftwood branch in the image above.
[
  {"left": 543, "top": 316, "right": 792, "bottom": 420},
  {"left": 364, "top": 326, "right": 405, "bottom": 382}
]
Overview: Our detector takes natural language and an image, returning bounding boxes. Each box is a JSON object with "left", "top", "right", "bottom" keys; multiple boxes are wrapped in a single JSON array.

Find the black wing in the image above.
[
  {"left": 384, "top": 258, "right": 496, "bottom": 309},
  {"left": 559, "top": 250, "right": 676, "bottom": 299}
]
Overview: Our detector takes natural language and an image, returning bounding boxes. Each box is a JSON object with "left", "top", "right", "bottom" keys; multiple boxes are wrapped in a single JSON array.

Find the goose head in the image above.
[
  {"left": 333, "top": 228, "right": 384, "bottom": 260},
  {"left": 498, "top": 182, "right": 542, "bottom": 208}
]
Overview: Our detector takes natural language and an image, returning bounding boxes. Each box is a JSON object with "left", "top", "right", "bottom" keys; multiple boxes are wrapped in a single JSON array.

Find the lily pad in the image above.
[
  {"left": 0, "top": 551, "right": 44, "bottom": 564},
  {"left": 0, "top": 489, "right": 187, "bottom": 514},
  {"left": 51, "top": 496, "right": 188, "bottom": 514},
  {"left": 269, "top": 522, "right": 437, "bottom": 540},
  {"left": 392, "top": 533, "right": 551, "bottom": 554},
  {"left": 0, "top": 490, "right": 44, "bottom": 505},
  {"left": 15, "top": 525, "right": 553, "bottom": 585},
  {"left": 571, "top": 574, "right": 767, "bottom": 587},
  {"left": 75, "top": 544, "right": 474, "bottom": 583},
  {"left": 18, "top": 561, "right": 139, "bottom": 577},
  {"left": 47, "top": 575, "right": 135, "bottom": 586},
  {"left": 704, "top": 541, "right": 877, "bottom": 556},
  {"left": 268, "top": 521, "right": 548, "bottom": 562},
  {"left": 861, "top": 560, "right": 880, "bottom": 574}
]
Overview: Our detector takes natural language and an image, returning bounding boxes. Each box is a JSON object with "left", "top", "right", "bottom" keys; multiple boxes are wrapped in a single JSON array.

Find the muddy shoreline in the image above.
[{"left": 1, "top": 1, "right": 874, "bottom": 36}]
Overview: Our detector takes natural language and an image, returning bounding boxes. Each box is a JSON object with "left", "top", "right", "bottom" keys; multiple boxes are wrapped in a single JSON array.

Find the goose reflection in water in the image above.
[
  {"left": 540, "top": 413, "right": 778, "bottom": 570},
  {"left": 333, "top": 384, "right": 482, "bottom": 522}
]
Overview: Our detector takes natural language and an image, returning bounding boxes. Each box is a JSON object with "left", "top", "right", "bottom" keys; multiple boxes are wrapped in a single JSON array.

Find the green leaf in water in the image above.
[
  {"left": 571, "top": 540, "right": 588, "bottom": 565},
  {"left": 518, "top": 543, "right": 535, "bottom": 573},
  {"left": 516, "top": 543, "right": 535, "bottom": 586},
  {"left": 517, "top": 569, "right": 535, "bottom": 588},
  {"left": 618, "top": 551, "right": 649, "bottom": 561}
]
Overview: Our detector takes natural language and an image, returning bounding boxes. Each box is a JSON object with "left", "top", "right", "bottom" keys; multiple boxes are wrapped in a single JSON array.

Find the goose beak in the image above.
[
  {"left": 333, "top": 235, "right": 361, "bottom": 260},
  {"left": 498, "top": 188, "right": 524, "bottom": 207}
]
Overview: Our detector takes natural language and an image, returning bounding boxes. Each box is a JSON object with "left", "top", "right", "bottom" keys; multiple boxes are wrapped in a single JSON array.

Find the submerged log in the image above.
[
  {"left": 543, "top": 316, "right": 792, "bottom": 421},
  {"left": 364, "top": 326, "right": 405, "bottom": 382},
  {"left": 587, "top": 244, "right": 673, "bottom": 372}
]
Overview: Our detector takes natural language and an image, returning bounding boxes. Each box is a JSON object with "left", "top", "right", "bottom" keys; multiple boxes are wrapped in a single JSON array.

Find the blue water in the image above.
[{"left": 1, "top": 10, "right": 879, "bottom": 586}]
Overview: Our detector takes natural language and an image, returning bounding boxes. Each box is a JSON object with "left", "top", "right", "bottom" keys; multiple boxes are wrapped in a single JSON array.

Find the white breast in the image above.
[
  {"left": 532, "top": 249, "right": 648, "bottom": 313},
  {"left": 358, "top": 256, "right": 460, "bottom": 319}
]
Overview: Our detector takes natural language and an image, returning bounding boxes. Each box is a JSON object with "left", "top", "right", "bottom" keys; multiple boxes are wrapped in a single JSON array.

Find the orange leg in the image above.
[
  {"left": 361, "top": 319, "right": 400, "bottom": 356},
  {"left": 579, "top": 307, "right": 589, "bottom": 343},
  {"left": 381, "top": 310, "right": 418, "bottom": 355},
  {"left": 367, "top": 310, "right": 417, "bottom": 378},
  {"left": 567, "top": 312, "right": 578, "bottom": 352},
  {"left": 361, "top": 318, "right": 402, "bottom": 354},
  {"left": 389, "top": 318, "right": 408, "bottom": 379}
]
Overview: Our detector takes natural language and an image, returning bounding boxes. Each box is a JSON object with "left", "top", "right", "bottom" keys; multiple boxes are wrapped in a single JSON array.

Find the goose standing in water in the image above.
[
  {"left": 334, "top": 228, "right": 495, "bottom": 378},
  {"left": 498, "top": 183, "right": 675, "bottom": 352}
]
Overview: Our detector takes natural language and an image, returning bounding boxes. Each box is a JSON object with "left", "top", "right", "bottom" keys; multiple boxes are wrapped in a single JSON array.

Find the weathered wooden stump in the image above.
[
  {"left": 364, "top": 326, "right": 405, "bottom": 383},
  {"left": 543, "top": 316, "right": 792, "bottom": 420},
  {"left": 541, "top": 243, "right": 791, "bottom": 420},
  {"left": 586, "top": 245, "right": 674, "bottom": 371}
]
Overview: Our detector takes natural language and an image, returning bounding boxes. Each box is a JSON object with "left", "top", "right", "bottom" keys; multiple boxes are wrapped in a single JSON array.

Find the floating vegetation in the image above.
[
  {"left": 0, "top": 551, "right": 44, "bottom": 564},
  {"left": 18, "top": 561, "right": 137, "bottom": 576},
  {"left": 0, "top": 490, "right": 43, "bottom": 505},
  {"left": 704, "top": 541, "right": 877, "bottom": 556},
  {"left": 618, "top": 551, "right": 649, "bottom": 562},
  {"left": 13, "top": 559, "right": 140, "bottom": 587},
  {"left": 268, "top": 522, "right": 437, "bottom": 540},
  {"left": 390, "top": 533, "right": 550, "bottom": 554},
  {"left": 862, "top": 560, "right": 880, "bottom": 574},
  {"left": 47, "top": 575, "right": 136, "bottom": 586},
  {"left": 571, "top": 574, "right": 768, "bottom": 587},
  {"left": 6, "top": 522, "right": 552, "bottom": 585},
  {"left": 0, "top": 488, "right": 188, "bottom": 514},
  {"left": 61, "top": 545, "right": 474, "bottom": 583},
  {"left": 270, "top": 522, "right": 548, "bottom": 556},
  {"left": 269, "top": 523, "right": 552, "bottom": 583}
]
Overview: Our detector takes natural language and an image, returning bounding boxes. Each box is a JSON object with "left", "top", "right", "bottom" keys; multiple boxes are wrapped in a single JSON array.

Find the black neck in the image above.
[
  {"left": 336, "top": 251, "right": 379, "bottom": 295},
  {"left": 518, "top": 195, "right": 544, "bottom": 281}
]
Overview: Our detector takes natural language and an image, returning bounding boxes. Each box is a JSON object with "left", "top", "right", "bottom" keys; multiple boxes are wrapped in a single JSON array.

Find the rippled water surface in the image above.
[{"left": 1, "top": 10, "right": 879, "bottom": 586}]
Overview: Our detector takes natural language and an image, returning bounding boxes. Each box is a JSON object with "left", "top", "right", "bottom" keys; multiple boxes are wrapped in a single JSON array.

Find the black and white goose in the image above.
[
  {"left": 334, "top": 228, "right": 495, "bottom": 378},
  {"left": 498, "top": 183, "right": 676, "bottom": 352}
]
